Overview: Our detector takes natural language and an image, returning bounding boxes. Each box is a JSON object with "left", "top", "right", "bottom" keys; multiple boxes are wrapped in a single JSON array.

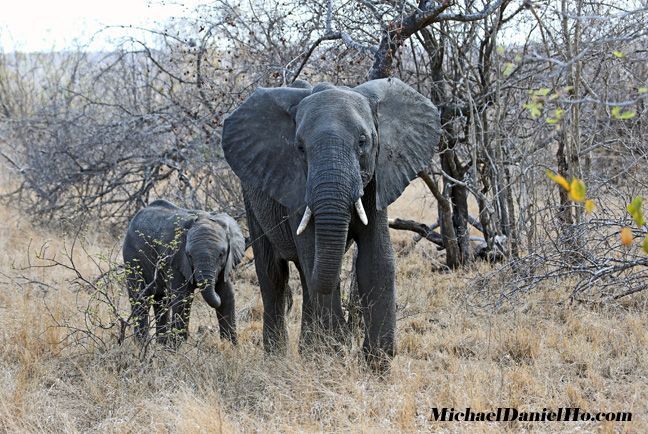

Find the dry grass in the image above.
[{"left": 0, "top": 178, "right": 646, "bottom": 433}]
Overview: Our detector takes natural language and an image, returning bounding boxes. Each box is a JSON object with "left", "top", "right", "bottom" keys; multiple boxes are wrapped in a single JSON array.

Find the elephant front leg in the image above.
[
  {"left": 297, "top": 265, "right": 348, "bottom": 353},
  {"left": 215, "top": 280, "right": 237, "bottom": 344},
  {"left": 131, "top": 301, "right": 150, "bottom": 344},
  {"left": 355, "top": 212, "right": 396, "bottom": 371},
  {"left": 153, "top": 296, "right": 171, "bottom": 344},
  {"left": 257, "top": 258, "right": 290, "bottom": 354},
  {"left": 168, "top": 288, "right": 193, "bottom": 347},
  {"left": 247, "top": 208, "right": 290, "bottom": 354},
  {"left": 297, "top": 268, "right": 315, "bottom": 350},
  {"left": 125, "top": 265, "right": 152, "bottom": 345}
]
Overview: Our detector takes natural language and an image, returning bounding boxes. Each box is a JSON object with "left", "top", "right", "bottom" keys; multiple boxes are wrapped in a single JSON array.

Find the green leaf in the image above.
[
  {"left": 533, "top": 88, "right": 551, "bottom": 97},
  {"left": 503, "top": 62, "right": 515, "bottom": 77},
  {"left": 611, "top": 106, "right": 636, "bottom": 120},
  {"left": 612, "top": 50, "right": 625, "bottom": 58},
  {"left": 643, "top": 237, "right": 648, "bottom": 254},
  {"left": 524, "top": 101, "right": 543, "bottom": 118},
  {"left": 627, "top": 196, "right": 645, "bottom": 227},
  {"left": 638, "top": 87, "right": 648, "bottom": 94},
  {"left": 547, "top": 108, "right": 565, "bottom": 124}
]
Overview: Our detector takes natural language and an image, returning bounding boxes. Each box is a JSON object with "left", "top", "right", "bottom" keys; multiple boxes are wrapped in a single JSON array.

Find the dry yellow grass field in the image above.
[{"left": 0, "top": 175, "right": 646, "bottom": 433}]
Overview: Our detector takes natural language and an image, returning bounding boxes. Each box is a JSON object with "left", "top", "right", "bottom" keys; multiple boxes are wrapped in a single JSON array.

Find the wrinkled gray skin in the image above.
[
  {"left": 222, "top": 78, "right": 440, "bottom": 367},
  {"left": 123, "top": 199, "right": 245, "bottom": 346}
]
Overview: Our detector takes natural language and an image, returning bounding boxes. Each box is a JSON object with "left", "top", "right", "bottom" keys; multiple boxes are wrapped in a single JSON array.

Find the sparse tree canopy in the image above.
[{"left": 1, "top": 0, "right": 646, "bottom": 290}]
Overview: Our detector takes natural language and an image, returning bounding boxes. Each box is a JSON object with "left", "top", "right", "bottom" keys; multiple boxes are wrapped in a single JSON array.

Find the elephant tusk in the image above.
[
  {"left": 296, "top": 206, "right": 312, "bottom": 235},
  {"left": 355, "top": 198, "right": 369, "bottom": 225}
]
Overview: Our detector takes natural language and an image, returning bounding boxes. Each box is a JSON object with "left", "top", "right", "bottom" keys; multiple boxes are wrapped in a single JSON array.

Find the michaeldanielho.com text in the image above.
[{"left": 431, "top": 407, "right": 632, "bottom": 422}]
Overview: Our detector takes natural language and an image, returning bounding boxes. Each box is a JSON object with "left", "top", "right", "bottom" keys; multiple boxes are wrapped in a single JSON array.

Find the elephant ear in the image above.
[
  {"left": 290, "top": 79, "right": 311, "bottom": 89},
  {"left": 177, "top": 217, "right": 199, "bottom": 284},
  {"left": 222, "top": 87, "right": 311, "bottom": 210},
  {"left": 209, "top": 213, "right": 245, "bottom": 282},
  {"left": 354, "top": 78, "right": 441, "bottom": 210}
]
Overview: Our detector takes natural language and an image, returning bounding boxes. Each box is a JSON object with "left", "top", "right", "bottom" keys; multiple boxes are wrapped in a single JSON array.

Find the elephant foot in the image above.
[
  {"left": 263, "top": 343, "right": 288, "bottom": 358},
  {"left": 263, "top": 332, "right": 288, "bottom": 357},
  {"left": 158, "top": 330, "right": 188, "bottom": 350},
  {"left": 363, "top": 342, "right": 394, "bottom": 375}
]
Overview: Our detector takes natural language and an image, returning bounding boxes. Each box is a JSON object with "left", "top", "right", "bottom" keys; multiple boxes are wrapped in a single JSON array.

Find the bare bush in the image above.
[{"left": 0, "top": 0, "right": 646, "bottom": 293}]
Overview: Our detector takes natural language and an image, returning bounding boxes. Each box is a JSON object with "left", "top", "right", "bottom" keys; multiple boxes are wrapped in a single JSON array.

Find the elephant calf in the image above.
[{"left": 123, "top": 199, "right": 245, "bottom": 346}]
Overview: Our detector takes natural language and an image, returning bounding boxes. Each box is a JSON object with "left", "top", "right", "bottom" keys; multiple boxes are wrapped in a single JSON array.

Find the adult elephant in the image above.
[
  {"left": 123, "top": 199, "right": 245, "bottom": 346},
  {"left": 222, "top": 78, "right": 440, "bottom": 366}
]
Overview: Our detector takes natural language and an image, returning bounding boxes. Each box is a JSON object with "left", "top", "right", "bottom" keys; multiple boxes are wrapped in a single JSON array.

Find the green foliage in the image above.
[
  {"left": 611, "top": 106, "right": 636, "bottom": 120},
  {"left": 627, "top": 196, "right": 645, "bottom": 226},
  {"left": 524, "top": 101, "right": 543, "bottom": 118},
  {"left": 546, "top": 108, "right": 564, "bottom": 125}
]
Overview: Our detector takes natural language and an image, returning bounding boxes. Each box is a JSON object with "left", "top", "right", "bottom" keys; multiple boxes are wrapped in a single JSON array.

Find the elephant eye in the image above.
[
  {"left": 359, "top": 134, "right": 367, "bottom": 147},
  {"left": 296, "top": 139, "right": 305, "bottom": 153}
]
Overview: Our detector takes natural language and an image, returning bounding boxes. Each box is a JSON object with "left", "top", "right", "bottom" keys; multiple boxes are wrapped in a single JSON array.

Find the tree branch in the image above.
[{"left": 389, "top": 218, "right": 444, "bottom": 247}]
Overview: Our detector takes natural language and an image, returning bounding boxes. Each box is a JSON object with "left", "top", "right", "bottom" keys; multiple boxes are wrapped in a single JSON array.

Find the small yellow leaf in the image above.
[
  {"left": 638, "top": 87, "right": 648, "bottom": 94},
  {"left": 620, "top": 227, "right": 633, "bottom": 246},
  {"left": 612, "top": 50, "right": 625, "bottom": 58},
  {"left": 534, "top": 88, "right": 551, "bottom": 97},
  {"left": 546, "top": 170, "right": 570, "bottom": 191},
  {"left": 643, "top": 237, "right": 648, "bottom": 254},
  {"left": 585, "top": 199, "right": 595, "bottom": 214},
  {"left": 568, "top": 178, "right": 587, "bottom": 202}
]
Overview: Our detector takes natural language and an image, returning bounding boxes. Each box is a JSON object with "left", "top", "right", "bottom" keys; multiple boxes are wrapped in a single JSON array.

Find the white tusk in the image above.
[
  {"left": 355, "top": 199, "right": 369, "bottom": 225},
  {"left": 296, "top": 206, "right": 312, "bottom": 235}
]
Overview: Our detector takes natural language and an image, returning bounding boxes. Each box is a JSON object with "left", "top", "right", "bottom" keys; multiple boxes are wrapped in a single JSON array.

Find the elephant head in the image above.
[
  {"left": 222, "top": 78, "right": 440, "bottom": 295},
  {"left": 178, "top": 213, "right": 245, "bottom": 308}
]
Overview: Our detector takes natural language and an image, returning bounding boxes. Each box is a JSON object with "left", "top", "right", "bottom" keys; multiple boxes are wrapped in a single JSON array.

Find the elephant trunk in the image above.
[
  {"left": 307, "top": 138, "right": 362, "bottom": 295},
  {"left": 200, "top": 281, "right": 221, "bottom": 309},
  {"left": 311, "top": 205, "right": 351, "bottom": 295},
  {"left": 195, "top": 269, "right": 221, "bottom": 309}
]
